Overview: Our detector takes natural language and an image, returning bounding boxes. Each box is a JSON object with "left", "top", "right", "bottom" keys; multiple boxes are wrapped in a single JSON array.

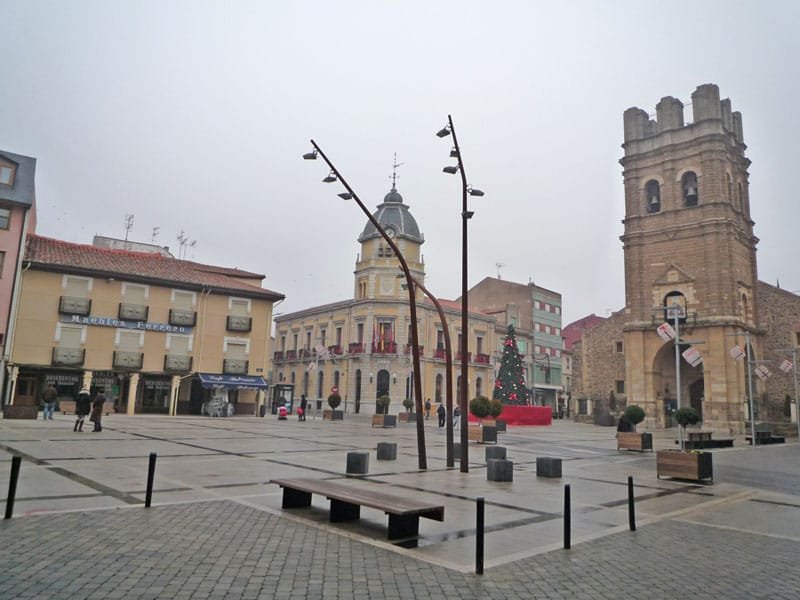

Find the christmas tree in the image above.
[{"left": 493, "top": 324, "right": 530, "bottom": 405}]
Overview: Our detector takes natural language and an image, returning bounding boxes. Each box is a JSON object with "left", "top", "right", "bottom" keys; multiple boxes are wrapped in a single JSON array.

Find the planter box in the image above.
[
  {"left": 398, "top": 412, "right": 417, "bottom": 423},
  {"left": 371, "top": 414, "right": 396, "bottom": 428},
  {"left": 656, "top": 450, "right": 713, "bottom": 483},
  {"left": 495, "top": 419, "right": 507, "bottom": 433},
  {"left": 468, "top": 425, "right": 497, "bottom": 444},
  {"left": 617, "top": 431, "right": 653, "bottom": 452},
  {"left": 3, "top": 405, "right": 38, "bottom": 419},
  {"left": 323, "top": 410, "right": 344, "bottom": 421}
]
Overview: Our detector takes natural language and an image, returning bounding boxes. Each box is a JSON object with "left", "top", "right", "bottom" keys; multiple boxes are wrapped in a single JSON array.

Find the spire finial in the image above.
[{"left": 390, "top": 153, "right": 404, "bottom": 191}]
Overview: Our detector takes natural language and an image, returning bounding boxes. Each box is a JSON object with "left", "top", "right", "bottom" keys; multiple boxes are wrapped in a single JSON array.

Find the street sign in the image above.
[
  {"left": 666, "top": 304, "right": 686, "bottom": 319},
  {"left": 779, "top": 359, "right": 793, "bottom": 374},
  {"left": 657, "top": 322, "right": 676, "bottom": 342},
  {"left": 331, "top": 386, "right": 339, "bottom": 394},
  {"left": 682, "top": 346, "right": 703, "bottom": 367},
  {"left": 754, "top": 365, "right": 772, "bottom": 380},
  {"left": 729, "top": 345, "right": 746, "bottom": 361}
]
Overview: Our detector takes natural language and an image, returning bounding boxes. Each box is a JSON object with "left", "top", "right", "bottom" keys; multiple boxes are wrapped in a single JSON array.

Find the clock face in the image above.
[{"left": 385, "top": 227, "right": 396, "bottom": 238}]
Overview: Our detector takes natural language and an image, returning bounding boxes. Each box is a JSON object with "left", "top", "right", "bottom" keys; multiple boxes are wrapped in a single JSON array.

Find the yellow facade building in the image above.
[
  {"left": 4, "top": 235, "right": 283, "bottom": 418},
  {"left": 273, "top": 186, "right": 497, "bottom": 415}
]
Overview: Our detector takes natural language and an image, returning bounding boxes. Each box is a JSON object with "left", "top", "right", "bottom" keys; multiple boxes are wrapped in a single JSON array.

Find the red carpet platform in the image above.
[{"left": 468, "top": 405, "right": 552, "bottom": 426}]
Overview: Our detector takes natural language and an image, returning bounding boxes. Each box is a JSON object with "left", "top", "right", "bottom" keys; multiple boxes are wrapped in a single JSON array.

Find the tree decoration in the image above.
[{"left": 493, "top": 324, "right": 530, "bottom": 405}]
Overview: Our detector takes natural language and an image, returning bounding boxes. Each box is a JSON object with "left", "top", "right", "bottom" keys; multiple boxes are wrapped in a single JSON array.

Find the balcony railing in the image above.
[
  {"left": 285, "top": 349, "right": 297, "bottom": 360},
  {"left": 348, "top": 342, "right": 365, "bottom": 354},
  {"left": 223, "top": 358, "right": 248, "bottom": 374},
  {"left": 434, "top": 348, "right": 446, "bottom": 360},
  {"left": 113, "top": 350, "right": 144, "bottom": 370},
  {"left": 226, "top": 315, "right": 252, "bottom": 332},
  {"left": 51, "top": 346, "right": 85, "bottom": 366},
  {"left": 404, "top": 344, "right": 424, "bottom": 355},
  {"left": 328, "top": 345, "right": 344, "bottom": 356},
  {"left": 119, "top": 303, "right": 149, "bottom": 321},
  {"left": 164, "top": 354, "right": 193, "bottom": 372},
  {"left": 59, "top": 296, "right": 91, "bottom": 316},
  {"left": 456, "top": 351, "right": 472, "bottom": 362},
  {"left": 372, "top": 342, "right": 397, "bottom": 354},
  {"left": 169, "top": 308, "right": 197, "bottom": 327},
  {"left": 475, "top": 353, "right": 491, "bottom": 364},
  {"left": 273, "top": 351, "right": 285, "bottom": 362}
]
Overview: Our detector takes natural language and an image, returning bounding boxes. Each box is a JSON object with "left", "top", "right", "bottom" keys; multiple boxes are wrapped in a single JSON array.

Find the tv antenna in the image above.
[
  {"left": 496, "top": 262, "right": 506, "bottom": 279},
  {"left": 176, "top": 230, "right": 197, "bottom": 259},
  {"left": 123, "top": 214, "right": 134, "bottom": 241}
]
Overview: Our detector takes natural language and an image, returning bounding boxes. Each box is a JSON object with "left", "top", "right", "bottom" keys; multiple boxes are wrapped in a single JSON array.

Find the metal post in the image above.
[
  {"left": 145, "top": 452, "right": 157, "bottom": 508},
  {"left": 448, "top": 115, "right": 470, "bottom": 472},
  {"left": 627, "top": 476, "right": 636, "bottom": 531},
  {"left": 744, "top": 332, "right": 756, "bottom": 445},
  {"left": 563, "top": 484, "right": 571, "bottom": 549},
  {"left": 4, "top": 455, "right": 21, "bottom": 519},
  {"left": 476, "top": 496, "right": 485, "bottom": 574},
  {"left": 673, "top": 304, "right": 683, "bottom": 450}
]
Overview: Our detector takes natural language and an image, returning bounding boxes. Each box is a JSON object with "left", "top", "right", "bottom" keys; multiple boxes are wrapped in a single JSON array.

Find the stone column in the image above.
[
  {"left": 169, "top": 375, "right": 181, "bottom": 416},
  {"left": 126, "top": 373, "right": 140, "bottom": 416}
]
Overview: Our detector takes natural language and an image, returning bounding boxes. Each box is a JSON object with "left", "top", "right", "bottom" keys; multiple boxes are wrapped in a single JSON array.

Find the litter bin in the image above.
[
  {"left": 259, "top": 404, "right": 267, "bottom": 417},
  {"left": 278, "top": 406, "right": 288, "bottom": 420},
  {"left": 316, "top": 400, "right": 322, "bottom": 411}
]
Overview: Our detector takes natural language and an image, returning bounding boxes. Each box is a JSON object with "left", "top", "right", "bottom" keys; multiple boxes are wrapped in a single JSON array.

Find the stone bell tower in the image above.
[{"left": 620, "top": 84, "right": 760, "bottom": 432}]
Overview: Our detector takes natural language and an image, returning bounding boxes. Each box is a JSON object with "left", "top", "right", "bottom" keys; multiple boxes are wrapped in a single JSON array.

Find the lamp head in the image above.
[
  {"left": 443, "top": 165, "right": 459, "bottom": 175},
  {"left": 302, "top": 151, "right": 318, "bottom": 160},
  {"left": 338, "top": 192, "right": 353, "bottom": 200},
  {"left": 322, "top": 171, "right": 337, "bottom": 183},
  {"left": 436, "top": 127, "right": 451, "bottom": 138},
  {"left": 450, "top": 148, "right": 459, "bottom": 158},
  {"left": 468, "top": 187, "right": 485, "bottom": 197}
]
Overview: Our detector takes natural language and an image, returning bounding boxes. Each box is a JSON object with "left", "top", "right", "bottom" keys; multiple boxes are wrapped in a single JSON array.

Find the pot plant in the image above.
[
  {"left": 489, "top": 398, "right": 506, "bottom": 432},
  {"left": 617, "top": 404, "right": 651, "bottom": 451},
  {"left": 323, "top": 392, "right": 344, "bottom": 421},
  {"left": 376, "top": 394, "right": 390, "bottom": 415},
  {"left": 468, "top": 396, "right": 497, "bottom": 444},
  {"left": 398, "top": 397, "right": 416, "bottom": 423},
  {"left": 656, "top": 406, "right": 712, "bottom": 482}
]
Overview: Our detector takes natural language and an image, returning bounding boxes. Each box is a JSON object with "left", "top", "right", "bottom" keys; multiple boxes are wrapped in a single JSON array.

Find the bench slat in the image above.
[{"left": 271, "top": 478, "right": 444, "bottom": 520}]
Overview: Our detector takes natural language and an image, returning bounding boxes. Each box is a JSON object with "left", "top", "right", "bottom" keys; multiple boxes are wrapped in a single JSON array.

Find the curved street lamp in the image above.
[
  {"left": 304, "top": 142, "right": 428, "bottom": 469},
  {"left": 437, "top": 115, "right": 483, "bottom": 472}
]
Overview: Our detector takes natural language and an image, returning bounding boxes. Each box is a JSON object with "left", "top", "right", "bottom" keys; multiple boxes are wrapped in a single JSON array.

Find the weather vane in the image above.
[{"left": 390, "top": 153, "right": 404, "bottom": 190}]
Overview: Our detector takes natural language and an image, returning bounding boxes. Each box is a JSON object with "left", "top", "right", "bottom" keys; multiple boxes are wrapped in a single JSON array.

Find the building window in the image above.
[
  {"left": 682, "top": 171, "right": 698, "bottom": 207},
  {"left": 293, "top": 333, "right": 299, "bottom": 349},
  {"left": 335, "top": 327, "right": 342, "bottom": 347},
  {"left": 305, "top": 331, "right": 312, "bottom": 350},
  {"left": 727, "top": 173, "right": 733, "bottom": 205},
  {"left": 645, "top": 180, "right": 661, "bottom": 213},
  {"left": 476, "top": 336, "right": 483, "bottom": 355},
  {"left": 795, "top": 332, "right": 800, "bottom": 346},
  {"left": 615, "top": 380, "right": 625, "bottom": 394},
  {"left": 320, "top": 329, "right": 327, "bottom": 347},
  {"left": 0, "top": 165, "right": 13, "bottom": 185},
  {"left": 435, "top": 373, "right": 443, "bottom": 402},
  {"left": 737, "top": 182, "right": 744, "bottom": 211},
  {"left": 664, "top": 291, "right": 687, "bottom": 323},
  {"left": 615, "top": 341, "right": 624, "bottom": 354},
  {"left": 317, "top": 371, "right": 324, "bottom": 398},
  {"left": 476, "top": 377, "right": 482, "bottom": 397},
  {"left": 436, "top": 330, "right": 444, "bottom": 350},
  {"left": 0, "top": 208, "right": 10, "bottom": 230},
  {"left": 554, "top": 306, "right": 561, "bottom": 315},
  {"left": 0, "top": 251, "right": 5, "bottom": 278}
]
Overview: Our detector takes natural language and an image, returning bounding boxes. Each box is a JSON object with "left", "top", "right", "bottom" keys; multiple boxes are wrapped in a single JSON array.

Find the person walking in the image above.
[
  {"left": 453, "top": 406, "right": 461, "bottom": 429},
  {"left": 42, "top": 383, "right": 57, "bottom": 420},
  {"left": 425, "top": 398, "right": 432, "bottom": 420},
  {"left": 90, "top": 387, "right": 106, "bottom": 432},
  {"left": 299, "top": 394, "right": 307, "bottom": 422},
  {"left": 436, "top": 402, "right": 446, "bottom": 428},
  {"left": 74, "top": 386, "right": 91, "bottom": 432}
]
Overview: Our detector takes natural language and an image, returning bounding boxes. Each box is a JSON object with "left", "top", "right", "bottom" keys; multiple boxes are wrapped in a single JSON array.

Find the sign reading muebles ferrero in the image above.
[{"left": 65, "top": 314, "right": 193, "bottom": 334}]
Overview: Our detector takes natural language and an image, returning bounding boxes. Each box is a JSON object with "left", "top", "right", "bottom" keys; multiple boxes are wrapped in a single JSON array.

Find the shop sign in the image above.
[
  {"left": 66, "top": 314, "right": 192, "bottom": 334},
  {"left": 45, "top": 373, "right": 80, "bottom": 384}
]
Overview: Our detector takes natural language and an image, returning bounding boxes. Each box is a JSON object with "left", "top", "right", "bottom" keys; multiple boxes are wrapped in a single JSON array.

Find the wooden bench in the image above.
[
  {"left": 270, "top": 478, "right": 444, "bottom": 540},
  {"left": 675, "top": 431, "right": 734, "bottom": 449},
  {"left": 617, "top": 431, "right": 653, "bottom": 452},
  {"left": 746, "top": 430, "right": 785, "bottom": 445}
]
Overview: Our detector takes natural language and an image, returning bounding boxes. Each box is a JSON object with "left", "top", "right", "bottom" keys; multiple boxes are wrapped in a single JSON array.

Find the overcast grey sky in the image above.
[{"left": 2, "top": 1, "right": 798, "bottom": 325}]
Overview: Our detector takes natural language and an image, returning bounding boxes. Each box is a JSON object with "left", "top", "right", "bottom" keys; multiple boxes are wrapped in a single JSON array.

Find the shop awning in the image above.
[{"left": 198, "top": 373, "right": 269, "bottom": 390}]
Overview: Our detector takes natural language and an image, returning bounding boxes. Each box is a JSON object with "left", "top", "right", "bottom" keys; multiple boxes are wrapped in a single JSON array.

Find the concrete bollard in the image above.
[
  {"left": 376, "top": 442, "right": 397, "bottom": 461},
  {"left": 485, "top": 446, "right": 507, "bottom": 461},
  {"left": 536, "top": 456, "right": 562, "bottom": 478},
  {"left": 346, "top": 452, "right": 369, "bottom": 474},
  {"left": 487, "top": 458, "right": 513, "bottom": 482}
]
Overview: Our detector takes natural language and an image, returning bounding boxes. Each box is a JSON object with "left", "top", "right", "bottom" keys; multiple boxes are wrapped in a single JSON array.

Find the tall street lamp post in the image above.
[
  {"left": 400, "top": 274, "right": 455, "bottom": 467},
  {"left": 304, "top": 141, "right": 427, "bottom": 469},
  {"left": 438, "top": 115, "right": 484, "bottom": 472}
]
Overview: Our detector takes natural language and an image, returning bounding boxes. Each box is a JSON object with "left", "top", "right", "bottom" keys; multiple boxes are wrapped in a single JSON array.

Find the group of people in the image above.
[{"left": 41, "top": 383, "right": 106, "bottom": 432}]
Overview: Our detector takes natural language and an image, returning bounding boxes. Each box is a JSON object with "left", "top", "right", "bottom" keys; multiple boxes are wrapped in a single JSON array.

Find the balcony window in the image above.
[
  {"left": 169, "top": 308, "right": 197, "bottom": 327},
  {"left": 113, "top": 350, "right": 144, "bottom": 370},
  {"left": 223, "top": 358, "right": 248, "bottom": 374},
  {"left": 119, "top": 303, "right": 149, "bottom": 321},
  {"left": 226, "top": 315, "right": 252, "bottom": 332},
  {"left": 273, "top": 351, "right": 285, "bottom": 362},
  {"left": 59, "top": 296, "right": 92, "bottom": 316},
  {"left": 51, "top": 347, "right": 85, "bottom": 366},
  {"left": 164, "top": 354, "right": 193, "bottom": 372},
  {"left": 348, "top": 342, "right": 364, "bottom": 354}
]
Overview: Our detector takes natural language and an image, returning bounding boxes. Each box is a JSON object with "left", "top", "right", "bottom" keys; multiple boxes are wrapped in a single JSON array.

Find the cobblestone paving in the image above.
[{"left": 2, "top": 500, "right": 799, "bottom": 599}]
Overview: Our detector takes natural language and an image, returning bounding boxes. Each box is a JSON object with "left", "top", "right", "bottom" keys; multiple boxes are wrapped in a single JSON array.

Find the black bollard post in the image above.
[
  {"left": 145, "top": 452, "right": 157, "bottom": 508},
  {"left": 476, "top": 497, "right": 485, "bottom": 575},
  {"left": 5, "top": 455, "right": 22, "bottom": 520},
  {"left": 628, "top": 475, "right": 636, "bottom": 531},
  {"left": 564, "top": 484, "right": 571, "bottom": 549}
]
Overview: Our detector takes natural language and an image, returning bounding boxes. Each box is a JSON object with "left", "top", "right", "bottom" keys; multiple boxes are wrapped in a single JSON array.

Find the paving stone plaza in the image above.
[{"left": 2, "top": 413, "right": 800, "bottom": 599}]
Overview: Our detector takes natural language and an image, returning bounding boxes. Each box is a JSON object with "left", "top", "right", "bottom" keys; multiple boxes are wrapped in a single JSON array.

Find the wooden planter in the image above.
[
  {"left": 323, "top": 410, "right": 344, "bottom": 421},
  {"left": 656, "top": 450, "right": 713, "bottom": 483},
  {"left": 468, "top": 425, "right": 497, "bottom": 444},
  {"left": 398, "top": 412, "right": 416, "bottom": 423},
  {"left": 617, "top": 431, "right": 653, "bottom": 452}
]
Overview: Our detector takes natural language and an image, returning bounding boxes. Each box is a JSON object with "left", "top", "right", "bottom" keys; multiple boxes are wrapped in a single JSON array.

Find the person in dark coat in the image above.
[
  {"left": 74, "top": 386, "right": 91, "bottom": 432},
  {"left": 90, "top": 387, "right": 106, "bottom": 432},
  {"left": 436, "top": 402, "right": 446, "bottom": 428},
  {"left": 299, "top": 394, "right": 307, "bottom": 421}
]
